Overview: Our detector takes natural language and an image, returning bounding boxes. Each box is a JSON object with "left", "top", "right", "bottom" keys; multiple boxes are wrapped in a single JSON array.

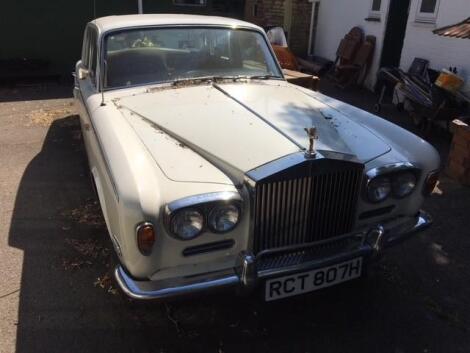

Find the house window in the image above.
[
  {"left": 371, "top": 0, "right": 381, "bottom": 11},
  {"left": 369, "top": 0, "right": 382, "bottom": 18},
  {"left": 416, "top": 0, "right": 440, "bottom": 23},
  {"left": 173, "top": 0, "right": 207, "bottom": 6}
]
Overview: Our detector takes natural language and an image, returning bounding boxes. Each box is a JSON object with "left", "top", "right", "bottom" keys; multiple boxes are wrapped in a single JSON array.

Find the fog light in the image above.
[{"left": 137, "top": 222, "right": 155, "bottom": 256}]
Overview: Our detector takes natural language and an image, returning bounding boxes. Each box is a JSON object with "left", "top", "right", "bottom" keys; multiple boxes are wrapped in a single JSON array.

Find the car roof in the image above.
[{"left": 91, "top": 14, "right": 262, "bottom": 34}]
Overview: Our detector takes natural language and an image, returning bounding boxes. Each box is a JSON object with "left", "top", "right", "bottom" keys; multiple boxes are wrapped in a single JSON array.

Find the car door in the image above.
[
  {"left": 74, "top": 25, "right": 98, "bottom": 155},
  {"left": 73, "top": 26, "right": 121, "bottom": 252}
]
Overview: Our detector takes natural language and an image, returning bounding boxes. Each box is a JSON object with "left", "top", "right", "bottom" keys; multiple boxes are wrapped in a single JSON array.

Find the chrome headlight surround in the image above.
[
  {"left": 366, "top": 163, "right": 420, "bottom": 203},
  {"left": 164, "top": 192, "right": 242, "bottom": 241}
]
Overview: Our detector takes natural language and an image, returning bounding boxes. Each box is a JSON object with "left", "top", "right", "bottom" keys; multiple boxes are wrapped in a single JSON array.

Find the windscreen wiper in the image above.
[
  {"left": 171, "top": 76, "right": 215, "bottom": 86},
  {"left": 247, "top": 74, "right": 283, "bottom": 80},
  {"left": 171, "top": 74, "right": 282, "bottom": 86}
]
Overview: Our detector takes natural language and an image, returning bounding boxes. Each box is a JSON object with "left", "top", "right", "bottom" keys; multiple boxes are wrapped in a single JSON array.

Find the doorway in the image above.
[{"left": 380, "top": 0, "right": 411, "bottom": 67}]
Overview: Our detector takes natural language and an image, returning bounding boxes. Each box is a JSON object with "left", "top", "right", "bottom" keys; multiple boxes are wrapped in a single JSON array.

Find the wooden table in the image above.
[{"left": 282, "top": 69, "right": 320, "bottom": 91}]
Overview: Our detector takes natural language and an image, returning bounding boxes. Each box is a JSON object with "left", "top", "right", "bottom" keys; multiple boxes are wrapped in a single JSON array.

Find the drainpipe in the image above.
[
  {"left": 308, "top": 0, "right": 320, "bottom": 56},
  {"left": 283, "top": 0, "right": 293, "bottom": 45},
  {"left": 138, "top": 0, "right": 143, "bottom": 14}
]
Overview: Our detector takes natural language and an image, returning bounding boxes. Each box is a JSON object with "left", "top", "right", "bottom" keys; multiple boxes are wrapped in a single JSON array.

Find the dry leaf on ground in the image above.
[
  {"left": 62, "top": 258, "right": 93, "bottom": 271},
  {"left": 61, "top": 200, "right": 105, "bottom": 226},
  {"left": 94, "top": 274, "right": 112, "bottom": 289},
  {"left": 65, "top": 238, "right": 108, "bottom": 259},
  {"left": 28, "top": 107, "right": 74, "bottom": 126}
]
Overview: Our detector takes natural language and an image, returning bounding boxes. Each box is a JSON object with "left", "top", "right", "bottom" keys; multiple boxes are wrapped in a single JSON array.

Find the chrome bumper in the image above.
[{"left": 115, "top": 211, "right": 432, "bottom": 300}]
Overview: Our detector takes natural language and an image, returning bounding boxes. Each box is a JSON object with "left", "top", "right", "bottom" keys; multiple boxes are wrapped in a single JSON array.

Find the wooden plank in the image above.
[{"left": 282, "top": 69, "right": 320, "bottom": 91}]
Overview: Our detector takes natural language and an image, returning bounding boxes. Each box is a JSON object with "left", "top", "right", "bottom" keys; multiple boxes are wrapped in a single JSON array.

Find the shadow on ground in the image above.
[{"left": 7, "top": 95, "right": 470, "bottom": 353}]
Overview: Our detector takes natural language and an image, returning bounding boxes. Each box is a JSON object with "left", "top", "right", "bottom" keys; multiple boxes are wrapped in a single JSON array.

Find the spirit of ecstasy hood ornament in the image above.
[{"left": 304, "top": 126, "right": 318, "bottom": 158}]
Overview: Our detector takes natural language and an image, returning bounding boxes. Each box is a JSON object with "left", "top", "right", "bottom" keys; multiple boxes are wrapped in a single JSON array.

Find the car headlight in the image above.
[
  {"left": 392, "top": 172, "right": 417, "bottom": 198},
  {"left": 367, "top": 176, "right": 392, "bottom": 202},
  {"left": 171, "top": 209, "right": 204, "bottom": 240},
  {"left": 208, "top": 204, "right": 240, "bottom": 233}
]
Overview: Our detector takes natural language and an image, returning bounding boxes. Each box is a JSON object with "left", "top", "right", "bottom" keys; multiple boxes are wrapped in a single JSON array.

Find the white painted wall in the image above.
[
  {"left": 314, "top": 0, "right": 470, "bottom": 94},
  {"left": 314, "top": 0, "right": 391, "bottom": 89},
  {"left": 401, "top": 0, "right": 470, "bottom": 94}
]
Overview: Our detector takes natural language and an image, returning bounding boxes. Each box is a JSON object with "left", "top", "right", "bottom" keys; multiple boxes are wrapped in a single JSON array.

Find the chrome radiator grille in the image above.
[{"left": 251, "top": 160, "right": 363, "bottom": 254}]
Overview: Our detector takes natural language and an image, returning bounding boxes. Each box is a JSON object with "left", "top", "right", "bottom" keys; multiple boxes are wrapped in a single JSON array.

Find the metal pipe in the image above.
[
  {"left": 308, "top": 0, "right": 319, "bottom": 56},
  {"left": 138, "top": 0, "right": 143, "bottom": 14}
]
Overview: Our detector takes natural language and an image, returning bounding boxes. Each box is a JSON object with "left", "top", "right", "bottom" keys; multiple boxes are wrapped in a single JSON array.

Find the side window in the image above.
[
  {"left": 81, "top": 29, "right": 90, "bottom": 67},
  {"left": 81, "top": 27, "right": 98, "bottom": 86},
  {"left": 89, "top": 29, "right": 98, "bottom": 85}
]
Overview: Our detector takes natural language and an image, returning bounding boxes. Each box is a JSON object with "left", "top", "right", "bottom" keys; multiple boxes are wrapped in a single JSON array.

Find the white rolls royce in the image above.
[{"left": 73, "top": 14, "right": 440, "bottom": 301}]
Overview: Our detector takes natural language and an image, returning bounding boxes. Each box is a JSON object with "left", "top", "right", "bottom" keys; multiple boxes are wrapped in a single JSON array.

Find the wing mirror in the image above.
[{"left": 78, "top": 67, "right": 90, "bottom": 80}]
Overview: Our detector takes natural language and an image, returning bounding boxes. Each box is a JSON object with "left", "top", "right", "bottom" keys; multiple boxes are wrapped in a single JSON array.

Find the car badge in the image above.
[{"left": 304, "top": 126, "right": 318, "bottom": 158}]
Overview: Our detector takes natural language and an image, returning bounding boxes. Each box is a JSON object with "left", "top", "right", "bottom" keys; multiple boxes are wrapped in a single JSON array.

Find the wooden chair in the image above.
[
  {"left": 334, "top": 35, "right": 376, "bottom": 88},
  {"left": 328, "top": 27, "right": 364, "bottom": 74}
]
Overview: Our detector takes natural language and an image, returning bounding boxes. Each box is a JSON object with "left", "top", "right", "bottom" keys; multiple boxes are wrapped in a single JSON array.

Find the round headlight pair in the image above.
[
  {"left": 367, "top": 171, "right": 417, "bottom": 203},
  {"left": 170, "top": 204, "right": 240, "bottom": 240}
]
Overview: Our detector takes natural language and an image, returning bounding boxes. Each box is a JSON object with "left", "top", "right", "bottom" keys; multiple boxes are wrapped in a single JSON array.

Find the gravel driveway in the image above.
[{"left": 1, "top": 84, "right": 469, "bottom": 353}]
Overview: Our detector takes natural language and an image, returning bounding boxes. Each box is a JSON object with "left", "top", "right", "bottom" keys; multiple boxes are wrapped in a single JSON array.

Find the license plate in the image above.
[{"left": 265, "top": 257, "right": 363, "bottom": 301}]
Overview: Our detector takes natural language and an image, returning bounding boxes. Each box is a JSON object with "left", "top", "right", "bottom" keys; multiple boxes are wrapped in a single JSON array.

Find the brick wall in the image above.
[
  {"left": 244, "top": 0, "right": 312, "bottom": 57},
  {"left": 289, "top": 1, "right": 312, "bottom": 56},
  {"left": 245, "top": 0, "right": 284, "bottom": 28}
]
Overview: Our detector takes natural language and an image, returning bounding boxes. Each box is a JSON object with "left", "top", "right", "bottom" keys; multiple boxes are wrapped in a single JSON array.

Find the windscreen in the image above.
[{"left": 104, "top": 27, "right": 282, "bottom": 89}]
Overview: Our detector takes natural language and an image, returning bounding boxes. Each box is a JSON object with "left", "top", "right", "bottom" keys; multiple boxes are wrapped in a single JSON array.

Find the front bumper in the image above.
[{"left": 115, "top": 210, "right": 432, "bottom": 300}]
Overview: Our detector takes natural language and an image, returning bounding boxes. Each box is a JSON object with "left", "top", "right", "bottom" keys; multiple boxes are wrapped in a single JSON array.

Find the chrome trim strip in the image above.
[
  {"left": 364, "top": 162, "right": 421, "bottom": 203},
  {"left": 115, "top": 211, "right": 432, "bottom": 300},
  {"left": 213, "top": 83, "right": 304, "bottom": 151},
  {"left": 384, "top": 210, "right": 432, "bottom": 246},
  {"left": 366, "top": 162, "right": 417, "bottom": 179},
  {"left": 255, "top": 231, "right": 367, "bottom": 259},
  {"left": 244, "top": 176, "right": 257, "bottom": 253},
  {"left": 115, "top": 266, "right": 239, "bottom": 301},
  {"left": 257, "top": 246, "right": 371, "bottom": 279},
  {"left": 246, "top": 152, "right": 308, "bottom": 182},
  {"left": 110, "top": 233, "right": 122, "bottom": 257},
  {"left": 165, "top": 191, "right": 242, "bottom": 214},
  {"left": 136, "top": 221, "right": 154, "bottom": 233},
  {"left": 246, "top": 150, "right": 360, "bottom": 182},
  {"left": 163, "top": 191, "right": 243, "bottom": 239}
]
